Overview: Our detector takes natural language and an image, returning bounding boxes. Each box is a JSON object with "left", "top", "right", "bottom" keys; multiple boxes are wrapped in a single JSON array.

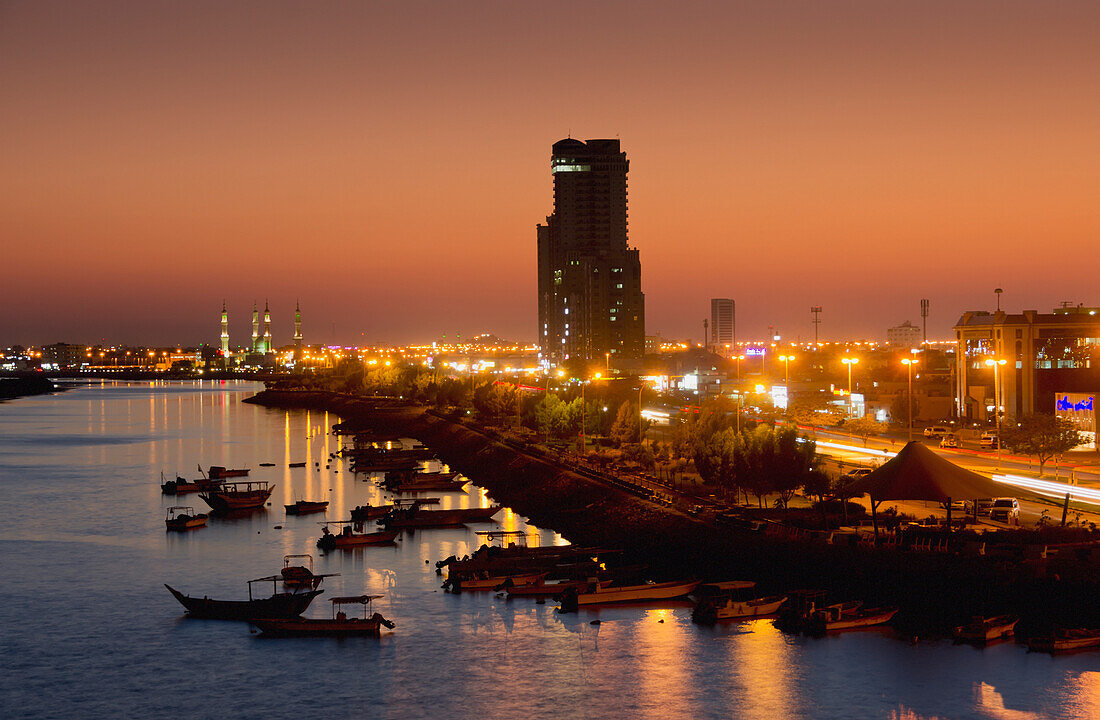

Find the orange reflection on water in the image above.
[
  {"left": 723, "top": 619, "right": 798, "bottom": 720},
  {"left": 626, "top": 607, "right": 698, "bottom": 719},
  {"left": 1063, "top": 672, "right": 1100, "bottom": 720}
]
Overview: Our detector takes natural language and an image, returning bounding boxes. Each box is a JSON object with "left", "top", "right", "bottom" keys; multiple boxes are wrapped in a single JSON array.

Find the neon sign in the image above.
[
  {"left": 745, "top": 348, "right": 766, "bottom": 357},
  {"left": 1057, "top": 395, "right": 1094, "bottom": 412}
]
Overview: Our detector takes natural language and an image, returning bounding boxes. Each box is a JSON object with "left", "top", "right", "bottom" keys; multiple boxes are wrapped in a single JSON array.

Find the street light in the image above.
[
  {"left": 733, "top": 354, "right": 746, "bottom": 432},
  {"left": 985, "top": 357, "right": 1007, "bottom": 469},
  {"left": 778, "top": 354, "right": 795, "bottom": 386},
  {"left": 901, "top": 358, "right": 919, "bottom": 442},
  {"left": 842, "top": 357, "right": 859, "bottom": 421}
]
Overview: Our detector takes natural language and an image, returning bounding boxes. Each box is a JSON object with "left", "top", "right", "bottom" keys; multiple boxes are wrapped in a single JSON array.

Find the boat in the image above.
[
  {"left": 285, "top": 499, "right": 330, "bottom": 516},
  {"left": 280, "top": 554, "right": 338, "bottom": 589},
  {"left": 560, "top": 579, "right": 701, "bottom": 610},
  {"left": 199, "top": 480, "right": 274, "bottom": 513},
  {"left": 351, "top": 498, "right": 440, "bottom": 522},
  {"left": 259, "top": 462, "right": 276, "bottom": 467},
  {"left": 810, "top": 604, "right": 898, "bottom": 633},
  {"left": 206, "top": 465, "right": 250, "bottom": 480},
  {"left": 387, "top": 477, "right": 469, "bottom": 493},
  {"left": 503, "top": 578, "right": 589, "bottom": 598},
  {"left": 692, "top": 581, "right": 787, "bottom": 624},
  {"left": 161, "top": 474, "right": 222, "bottom": 495},
  {"left": 954, "top": 615, "right": 1019, "bottom": 643},
  {"left": 381, "top": 503, "right": 502, "bottom": 529},
  {"left": 1028, "top": 628, "right": 1100, "bottom": 653},
  {"left": 165, "top": 506, "right": 208, "bottom": 531},
  {"left": 164, "top": 577, "right": 322, "bottom": 620},
  {"left": 443, "top": 571, "right": 547, "bottom": 592},
  {"left": 251, "top": 595, "right": 395, "bottom": 637},
  {"left": 317, "top": 522, "right": 399, "bottom": 550},
  {"left": 289, "top": 461, "right": 307, "bottom": 468}
]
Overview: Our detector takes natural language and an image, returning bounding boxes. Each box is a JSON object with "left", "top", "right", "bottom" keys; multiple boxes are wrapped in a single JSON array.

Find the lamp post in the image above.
[
  {"left": 842, "top": 357, "right": 859, "bottom": 427},
  {"left": 778, "top": 354, "right": 795, "bottom": 386},
  {"left": 901, "top": 358, "right": 919, "bottom": 442},
  {"left": 637, "top": 383, "right": 644, "bottom": 445},
  {"left": 734, "top": 354, "right": 746, "bottom": 433},
  {"left": 985, "top": 358, "right": 1007, "bottom": 469}
]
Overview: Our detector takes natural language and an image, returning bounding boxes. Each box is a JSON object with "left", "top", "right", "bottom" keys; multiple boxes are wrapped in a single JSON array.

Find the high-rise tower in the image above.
[
  {"left": 262, "top": 301, "right": 272, "bottom": 354},
  {"left": 220, "top": 301, "right": 230, "bottom": 356},
  {"left": 536, "top": 138, "right": 645, "bottom": 364},
  {"left": 710, "top": 299, "right": 735, "bottom": 351},
  {"left": 251, "top": 302, "right": 260, "bottom": 353},
  {"left": 293, "top": 300, "right": 303, "bottom": 360}
]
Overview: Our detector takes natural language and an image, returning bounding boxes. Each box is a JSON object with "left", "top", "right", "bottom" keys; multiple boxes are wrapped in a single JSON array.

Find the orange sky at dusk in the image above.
[{"left": 3, "top": 1, "right": 1100, "bottom": 347}]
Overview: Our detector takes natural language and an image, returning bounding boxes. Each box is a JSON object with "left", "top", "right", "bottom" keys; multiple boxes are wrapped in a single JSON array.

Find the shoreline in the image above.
[
  {"left": 245, "top": 388, "right": 1100, "bottom": 637},
  {"left": 0, "top": 375, "right": 60, "bottom": 402}
]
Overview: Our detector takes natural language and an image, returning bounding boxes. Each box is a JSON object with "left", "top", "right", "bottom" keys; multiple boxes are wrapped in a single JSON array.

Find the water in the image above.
[{"left": 1, "top": 381, "right": 1098, "bottom": 719}]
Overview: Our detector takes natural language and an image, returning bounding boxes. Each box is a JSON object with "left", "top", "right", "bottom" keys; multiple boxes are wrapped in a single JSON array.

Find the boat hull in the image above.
[
  {"left": 285, "top": 501, "right": 329, "bottom": 515},
  {"left": 165, "top": 516, "right": 208, "bottom": 531},
  {"left": 200, "top": 486, "right": 274, "bottom": 513},
  {"left": 954, "top": 616, "right": 1019, "bottom": 643},
  {"left": 574, "top": 580, "right": 701, "bottom": 606},
  {"left": 387, "top": 506, "right": 501, "bottom": 529},
  {"left": 318, "top": 530, "right": 400, "bottom": 549},
  {"left": 1029, "top": 631, "right": 1100, "bottom": 653},
  {"left": 164, "top": 584, "right": 321, "bottom": 620},
  {"left": 816, "top": 607, "right": 898, "bottom": 632},
  {"left": 251, "top": 615, "right": 393, "bottom": 637}
]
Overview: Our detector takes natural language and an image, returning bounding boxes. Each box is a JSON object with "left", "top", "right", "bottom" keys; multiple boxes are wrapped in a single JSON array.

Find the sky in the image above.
[{"left": 3, "top": 0, "right": 1100, "bottom": 347}]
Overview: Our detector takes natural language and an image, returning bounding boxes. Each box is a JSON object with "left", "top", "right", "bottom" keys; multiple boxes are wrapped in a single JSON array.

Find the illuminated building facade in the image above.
[
  {"left": 262, "top": 301, "right": 272, "bottom": 354},
  {"left": 293, "top": 301, "right": 302, "bottom": 361},
  {"left": 887, "top": 320, "right": 922, "bottom": 349},
  {"left": 251, "top": 303, "right": 260, "bottom": 353},
  {"left": 954, "top": 308, "right": 1100, "bottom": 420},
  {"left": 537, "top": 138, "right": 645, "bottom": 364},
  {"left": 710, "top": 299, "right": 735, "bottom": 350},
  {"left": 220, "top": 301, "right": 230, "bottom": 356}
]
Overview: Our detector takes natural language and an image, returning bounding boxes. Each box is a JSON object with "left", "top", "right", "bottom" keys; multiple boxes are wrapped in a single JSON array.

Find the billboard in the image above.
[{"left": 1055, "top": 392, "right": 1096, "bottom": 450}]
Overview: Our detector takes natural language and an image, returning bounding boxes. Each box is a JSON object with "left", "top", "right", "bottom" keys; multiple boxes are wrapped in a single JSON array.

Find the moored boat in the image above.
[
  {"left": 206, "top": 465, "right": 250, "bottom": 479},
  {"left": 1028, "top": 628, "right": 1100, "bottom": 653},
  {"left": 444, "top": 571, "right": 546, "bottom": 592},
  {"left": 561, "top": 579, "right": 700, "bottom": 610},
  {"left": 317, "top": 523, "right": 399, "bottom": 550},
  {"left": 165, "top": 506, "right": 208, "bottom": 531},
  {"left": 692, "top": 581, "right": 787, "bottom": 624},
  {"left": 285, "top": 499, "right": 329, "bottom": 516},
  {"left": 164, "top": 577, "right": 322, "bottom": 620},
  {"left": 199, "top": 480, "right": 274, "bottom": 513},
  {"left": 161, "top": 474, "right": 222, "bottom": 495},
  {"left": 251, "top": 595, "right": 395, "bottom": 637},
  {"left": 954, "top": 615, "right": 1019, "bottom": 643},
  {"left": 289, "top": 461, "right": 307, "bottom": 468},
  {"left": 280, "top": 554, "right": 338, "bottom": 589},
  {"left": 381, "top": 503, "right": 502, "bottom": 529},
  {"left": 810, "top": 604, "right": 898, "bottom": 633}
]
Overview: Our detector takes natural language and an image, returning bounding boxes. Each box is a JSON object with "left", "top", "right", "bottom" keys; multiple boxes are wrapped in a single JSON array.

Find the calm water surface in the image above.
[{"left": 1, "top": 381, "right": 1098, "bottom": 719}]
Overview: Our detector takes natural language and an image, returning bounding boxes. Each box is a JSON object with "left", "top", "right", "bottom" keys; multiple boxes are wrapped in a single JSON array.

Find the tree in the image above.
[
  {"left": 1000, "top": 413, "right": 1084, "bottom": 476},
  {"left": 609, "top": 401, "right": 649, "bottom": 445},
  {"left": 802, "top": 468, "right": 834, "bottom": 528},
  {"left": 788, "top": 394, "right": 845, "bottom": 431},
  {"left": 692, "top": 427, "right": 741, "bottom": 498},
  {"left": 889, "top": 394, "right": 920, "bottom": 427},
  {"left": 733, "top": 425, "right": 817, "bottom": 508},
  {"left": 844, "top": 417, "right": 887, "bottom": 446}
]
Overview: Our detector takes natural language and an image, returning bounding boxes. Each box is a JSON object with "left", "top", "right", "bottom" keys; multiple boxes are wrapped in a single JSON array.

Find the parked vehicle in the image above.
[
  {"left": 924, "top": 426, "right": 951, "bottom": 438},
  {"left": 988, "top": 498, "right": 1020, "bottom": 523},
  {"left": 843, "top": 468, "right": 874, "bottom": 480},
  {"left": 939, "top": 434, "right": 959, "bottom": 448},
  {"left": 980, "top": 432, "right": 1000, "bottom": 449}
]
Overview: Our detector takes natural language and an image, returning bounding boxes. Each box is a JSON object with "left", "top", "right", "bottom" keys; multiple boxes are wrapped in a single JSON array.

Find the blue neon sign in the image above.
[{"left": 1057, "top": 395, "right": 1094, "bottom": 412}]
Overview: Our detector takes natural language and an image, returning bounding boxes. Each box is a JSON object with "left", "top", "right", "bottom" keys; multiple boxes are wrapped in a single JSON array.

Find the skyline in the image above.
[{"left": 5, "top": 1, "right": 1100, "bottom": 346}]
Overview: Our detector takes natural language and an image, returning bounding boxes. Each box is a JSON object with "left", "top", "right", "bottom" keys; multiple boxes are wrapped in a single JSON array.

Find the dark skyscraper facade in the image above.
[
  {"left": 710, "top": 298, "right": 735, "bottom": 349},
  {"left": 537, "top": 139, "right": 645, "bottom": 365}
]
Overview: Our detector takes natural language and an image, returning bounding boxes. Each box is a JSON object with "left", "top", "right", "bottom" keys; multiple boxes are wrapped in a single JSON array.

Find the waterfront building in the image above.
[
  {"left": 42, "top": 342, "right": 86, "bottom": 369},
  {"left": 887, "top": 321, "right": 922, "bottom": 349},
  {"left": 251, "top": 303, "right": 260, "bottom": 353},
  {"left": 294, "top": 301, "right": 303, "bottom": 361},
  {"left": 536, "top": 138, "right": 645, "bottom": 365},
  {"left": 262, "top": 301, "right": 273, "bottom": 354},
  {"left": 710, "top": 299, "right": 735, "bottom": 352},
  {"left": 220, "top": 301, "right": 230, "bottom": 356},
  {"left": 954, "top": 308, "right": 1100, "bottom": 420}
]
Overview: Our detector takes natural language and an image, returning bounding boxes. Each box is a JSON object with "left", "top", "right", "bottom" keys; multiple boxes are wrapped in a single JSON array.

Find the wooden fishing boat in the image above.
[
  {"left": 1028, "top": 628, "right": 1100, "bottom": 653},
  {"left": 444, "top": 571, "right": 547, "bottom": 591},
  {"left": 165, "top": 506, "right": 208, "bottom": 531},
  {"left": 289, "top": 461, "right": 307, "bottom": 468},
  {"left": 381, "top": 504, "right": 501, "bottom": 529},
  {"left": 692, "top": 581, "right": 787, "bottom": 624},
  {"left": 317, "top": 523, "right": 399, "bottom": 550},
  {"left": 259, "top": 462, "right": 276, "bottom": 467},
  {"left": 503, "top": 578, "right": 589, "bottom": 598},
  {"left": 954, "top": 615, "right": 1019, "bottom": 643},
  {"left": 199, "top": 480, "right": 274, "bottom": 513},
  {"left": 164, "top": 577, "right": 321, "bottom": 620},
  {"left": 280, "top": 554, "right": 338, "bottom": 589},
  {"left": 251, "top": 595, "right": 395, "bottom": 637},
  {"left": 351, "top": 498, "right": 440, "bottom": 522},
  {"left": 562, "top": 579, "right": 701, "bottom": 609},
  {"left": 285, "top": 499, "right": 329, "bottom": 516},
  {"left": 206, "top": 465, "right": 250, "bottom": 480},
  {"left": 811, "top": 604, "right": 898, "bottom": 633},
  {"left": 161, "top": 474, "right": 221, "bottom": 495},
  {"left": 387, "top": 478, "right": 469, "bottom": 493}
]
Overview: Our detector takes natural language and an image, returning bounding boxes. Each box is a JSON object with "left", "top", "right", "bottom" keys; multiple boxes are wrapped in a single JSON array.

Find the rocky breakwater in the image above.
[
  {"left": 245, "top": 389, "right": 1100, "bottom": 635},
  {"left": 0, "top": 375, "right": 58, "bottom": 401}
]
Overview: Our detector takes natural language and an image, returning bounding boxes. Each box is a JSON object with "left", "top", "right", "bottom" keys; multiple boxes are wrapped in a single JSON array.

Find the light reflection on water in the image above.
[{"left": 1, "top": 380, "right": 1098, "bottom": 720}]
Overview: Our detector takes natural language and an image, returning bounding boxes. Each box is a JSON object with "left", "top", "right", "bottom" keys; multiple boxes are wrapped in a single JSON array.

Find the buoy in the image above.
[
  {"left": 274, "top": 525, "right": 283, "bottom": 530},
  {"left": 590, "top": 620, "right": 601, "bottom": 625}
]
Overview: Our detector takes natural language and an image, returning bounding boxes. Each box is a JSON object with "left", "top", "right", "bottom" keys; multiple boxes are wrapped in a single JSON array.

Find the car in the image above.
[
  {"left": 939, "top": 434, "right": 959, "bottom": 448},
  {"left": 940, "top": 499, "right": 968, "bottom": 512},
  {"left": 980, "top": 432, "right": 1000, "bottom": 449},
  {"left": 924, "top": 425, "right": 951, "bottom": 438},
  {"left": 843, "top": 467, "right": 874, "bottom": 480},
  {"left": 988, "top": 497, "right": 1019, "bottom": 522}
]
